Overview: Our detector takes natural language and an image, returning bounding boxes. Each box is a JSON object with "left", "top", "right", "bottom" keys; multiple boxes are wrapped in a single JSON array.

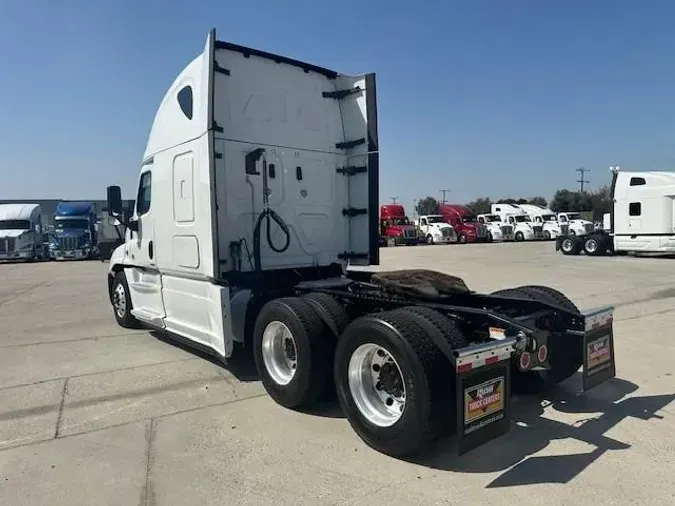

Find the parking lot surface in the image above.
[{"left": 1, "top": 242, "right": 674, "bottom": 505}]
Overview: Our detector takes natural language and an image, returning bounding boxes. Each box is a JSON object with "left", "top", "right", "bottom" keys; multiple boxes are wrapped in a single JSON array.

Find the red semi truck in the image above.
[
  {"left": 380, "top": 204, "right": 420, "bottom": 246},
  {"left": 439, "top": 204, "right": 489, "bottom": 243}
]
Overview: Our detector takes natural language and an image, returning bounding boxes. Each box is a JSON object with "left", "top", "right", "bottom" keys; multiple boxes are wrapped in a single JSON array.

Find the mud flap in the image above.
[
  {"left": 581, "top": 306, "right": 616, "bottom": 391},
  {"left": 452, "top": 339, "right": 516, "bottom": 455}
]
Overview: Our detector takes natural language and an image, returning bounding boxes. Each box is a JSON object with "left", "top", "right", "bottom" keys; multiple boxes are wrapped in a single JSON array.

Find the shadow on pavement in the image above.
[{"left": 406, "top": 376, "right": 674, "bottom": 488}]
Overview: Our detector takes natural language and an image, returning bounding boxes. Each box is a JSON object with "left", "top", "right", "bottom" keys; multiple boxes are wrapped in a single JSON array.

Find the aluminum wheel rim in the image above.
[
  {"left": 261, "top": 321, "right": 297, "bottom": 386},
  {"left": 113, "top": 283, "right": 126, "bottom": 318},
  {"left": 348, "top": 343, "right": 406, "bottom": 427},
  {"left": 586, "top": 239, "right": 598, "bottom": 252},
  {"left": 562, "top": 239, "right": 574, "bottom": 252}
]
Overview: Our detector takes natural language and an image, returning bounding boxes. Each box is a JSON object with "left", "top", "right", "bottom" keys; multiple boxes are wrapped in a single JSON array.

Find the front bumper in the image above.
[
  {"left": 0, "top": 250, "right": 32, "bottom": 260},
  {"left": 52, "top": 248, "right": 90, "bottom": 260}
]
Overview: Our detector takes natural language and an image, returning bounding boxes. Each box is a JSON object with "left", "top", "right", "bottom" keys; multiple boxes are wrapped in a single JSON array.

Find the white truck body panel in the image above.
[
  {"left": 516, "top": 204, "right": 561, "bottom": 239},
  {"left": 490, "top": 203, "right": 542, "bottom": 240},
  {"left": 0, "top": 203, "right": 44, "bottom": 260},
  {"left": 611, "top": 170, "right": 675, "bottom": 252},
  {"left": 476, "top": 213, "right": 513, "bottom": 241},
  {"left": 417, "top": 215, "right": 456, "bottom": 244},
  {"left": 109, "top": 29, "right": 378, "bottom": 357}
]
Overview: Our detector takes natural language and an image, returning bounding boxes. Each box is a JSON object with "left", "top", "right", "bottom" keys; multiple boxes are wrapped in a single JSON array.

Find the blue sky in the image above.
[{"left": 2, "top": 1, "right": 675, "bottom": 211}]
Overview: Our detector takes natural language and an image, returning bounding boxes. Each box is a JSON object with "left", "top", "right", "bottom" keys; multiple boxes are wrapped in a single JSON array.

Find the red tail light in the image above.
[
  {"left": 519, "top": 351, "right": 531, "bottom": 370},
  {"left": 537, "top": 345, "right": 548, "bottom": 363}
]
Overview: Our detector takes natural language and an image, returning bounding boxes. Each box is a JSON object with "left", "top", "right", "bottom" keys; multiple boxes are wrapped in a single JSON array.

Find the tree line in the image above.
[{"left": 414, "top": 185, "right": 612, "bottom": 221}]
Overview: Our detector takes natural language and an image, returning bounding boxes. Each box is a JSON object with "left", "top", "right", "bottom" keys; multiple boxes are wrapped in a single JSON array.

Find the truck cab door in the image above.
[{"left": 125, "top": 166, "right": 166, "bottom": 327}]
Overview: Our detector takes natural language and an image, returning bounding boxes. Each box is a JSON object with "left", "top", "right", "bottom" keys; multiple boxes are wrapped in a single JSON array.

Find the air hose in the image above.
[{"left": 247, "top": 148, "right": 290, "bottom": 272}]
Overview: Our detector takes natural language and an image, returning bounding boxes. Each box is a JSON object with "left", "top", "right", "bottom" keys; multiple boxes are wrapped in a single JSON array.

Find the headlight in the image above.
[{"left": 82, "top": 243, "right": 91, "bottom": 248}]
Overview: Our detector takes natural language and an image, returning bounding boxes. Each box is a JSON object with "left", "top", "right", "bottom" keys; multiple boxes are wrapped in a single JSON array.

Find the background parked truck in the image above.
[
  {"left": 557, "top": 211, "right": 594, "bottom": 237},
  {"left": 516, "top": 204, "right": 562, "bottom": 240},
  {"left": 491, "top": 203, "right": 543, "bottom": 241},
  {"left": 50, "top": 202, "right": 99, "bottom": 260},
  {"left": 438, "top": 204, "right": 489, "bottom": 243},
  {"left": 416, "top": 215, "right": 457, "bottom": 244},
  {"left": 380, "top": 204, "right": 419, "bottom": 246},
  {"left": 476, "top": 213, "right": 514, "bottom": 242},
  {"left": 0, "top": 203, "right": 48, "bottom": 262},
  {"left": 558, "top": 167, "right": 675, "bottom": 256}
]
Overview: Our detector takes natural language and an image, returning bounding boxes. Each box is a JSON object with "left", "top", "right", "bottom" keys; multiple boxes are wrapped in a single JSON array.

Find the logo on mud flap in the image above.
[
  {"left": 587, "top": 335, "right": 611, "bottom": 370},
  {"left": 464, "top": 377, "right": 504, "bottom": 424}
]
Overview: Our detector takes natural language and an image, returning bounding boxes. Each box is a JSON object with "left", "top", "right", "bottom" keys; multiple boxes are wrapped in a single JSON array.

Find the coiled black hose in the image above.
[{"left": 253, "top": 207, "right": 290, "bottom": 272}]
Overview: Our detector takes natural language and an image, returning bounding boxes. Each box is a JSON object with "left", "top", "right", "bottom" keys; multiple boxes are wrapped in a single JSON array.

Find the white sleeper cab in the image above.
[
  {"left": 106, "top": 28, "right": 617, "bottom": 458},
  {"left": 558, "top": 167, "right": 675, "bottom": 256},
  {"left": 0, "top": 203, "right": 48, "bottom": 262},
  {"left": 515, "top": 204, "right": 561, "bottom": 240},
  {"left": 416, "top": 215, "right": 457, "bottom": 244},
  {"left": 490, "top": 203, "right": 544, "bottom": 241},
  {"left": 476, "top": 213, "right": 514, "bottom": 242}
]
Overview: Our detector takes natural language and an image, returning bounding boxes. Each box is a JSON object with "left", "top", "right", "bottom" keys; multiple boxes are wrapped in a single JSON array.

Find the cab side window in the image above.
[
  {"left": 137, "top": 171, "right": 152, "bottom": 216},
  {"left": 420, "top": 218, "right": 427, "bottom": 226}
]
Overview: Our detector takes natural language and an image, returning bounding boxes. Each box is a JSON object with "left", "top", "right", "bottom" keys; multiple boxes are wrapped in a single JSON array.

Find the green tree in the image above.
[
  {"left": 528, "top": 196, "right": 548, "bottom": 207},
  {"left": 415, "top": 196, "right": 440, "bottom": 216},
  {"left": 550, "top": 189, "right": 594, "bottom": 213},
  {"left": 466, "top": 197, "right": 492, "bottom": 214}
]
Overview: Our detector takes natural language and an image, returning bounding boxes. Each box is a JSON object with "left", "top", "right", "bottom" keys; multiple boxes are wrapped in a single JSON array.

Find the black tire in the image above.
[
  {"left": 302, "top": 292, "right": 350, "bottom": 339},
  {"left": 491, "top": 286, "right": 582, "bottom": 393},
  {"left": 487, "top": 232, "right": 494, "bottom": 243},
  {"left": 515, "top": 231, "right": 524, "bottom": 242},
  {"left": 458, "top": 233, "right": 467, "bottom": 244},
  {"left": 583, "top": 236, "right": 602, "bottom": 256},
  {"left": 111, "top": 271, "right": 143, "bottom": 329},
  {"left": 426, "top": 234, "right": 434, "bottom": 245},
  {"left": 253, "top": 297, "right": 333, "bottom": 409},
  {"left": 560, "top": 237, "right": 581, "bottom": 255},
  {"left": 396, "top": 306, "right": 469, "bottom": 435},
  {"left": 334, "top": 309, "right": 451, "bottom": 457},
  {"left": 544, "top": 230, "right": 551, "bottom": 240}
]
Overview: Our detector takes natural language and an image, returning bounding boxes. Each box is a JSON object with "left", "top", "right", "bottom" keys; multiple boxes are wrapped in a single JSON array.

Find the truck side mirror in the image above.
[{"left": 107, "top": 186, "right": 123, "bottom": 217}]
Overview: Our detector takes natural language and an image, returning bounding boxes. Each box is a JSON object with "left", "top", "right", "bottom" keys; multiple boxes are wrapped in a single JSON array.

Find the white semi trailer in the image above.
[{"left": 104, "top": 29, "right": 617, "bottom": 458}]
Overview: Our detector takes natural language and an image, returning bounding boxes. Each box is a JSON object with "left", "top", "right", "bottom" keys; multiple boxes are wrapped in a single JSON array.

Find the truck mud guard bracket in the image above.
[
  {"left": 452, "top": 339, "right": 516, "bottom": 455},
  {"left": 580, "top": 305, "right": 616, "bottom": 392},
  {"left": 322, "top": 86, "right": 361, "bottom": 99},
  {"left": 336, "top": 165, "right": 367, "bottom": 176},
  {"left": 336, "top": 138, "right": 365, "bottom": 150}
]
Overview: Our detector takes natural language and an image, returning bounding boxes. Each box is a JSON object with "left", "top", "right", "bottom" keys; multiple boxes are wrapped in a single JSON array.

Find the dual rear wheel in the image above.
[{"left": 252, "top": 296, "right": 468, "bottom": 457}]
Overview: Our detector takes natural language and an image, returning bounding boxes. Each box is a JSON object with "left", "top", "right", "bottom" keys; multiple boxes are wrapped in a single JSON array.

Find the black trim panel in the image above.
[
  {"left": 609, "top": 170, "right": 619, "bottom": 234},
  {"left": 215, "top": 40, "right": 338, "bottom": 79},
  {"left": 365, "top": 73, "right": 380, "bottom": 265},
  {"left": 208, "top": 29, "right": 221, "bottom": 279},
  {"left": 614, "top": 233, "right": 675, "bottom": 237}
]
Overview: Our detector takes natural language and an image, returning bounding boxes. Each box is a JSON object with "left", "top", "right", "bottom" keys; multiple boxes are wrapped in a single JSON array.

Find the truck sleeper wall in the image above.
[{"left": 212, "top": 42, "right": 378, "bottom": 276}]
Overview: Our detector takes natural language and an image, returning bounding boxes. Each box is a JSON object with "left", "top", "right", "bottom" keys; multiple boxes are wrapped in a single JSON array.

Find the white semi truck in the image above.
[
  {"left": 417, "top": 215, "right": 457, "bottom": 244},
  {"left": 557, "top": 212, "right": 594, "bottom": 237},
  {"left": 0, "top": 203, "right": 48, "bottom": 262},
  {"left": 490, "top": 203, "right": 544, "bottom": 241},
  {"left": 104, "top": 29, "right": 616, "bottom": 458},
  {"left": 558, "top": 167, "right": 675, "bottom": 256},
  {"left": 476, "top": 213, "right": 514, "bottom": 242},
  {"left": 515, "top": 204, "right": 561, "bottom": 240}
]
